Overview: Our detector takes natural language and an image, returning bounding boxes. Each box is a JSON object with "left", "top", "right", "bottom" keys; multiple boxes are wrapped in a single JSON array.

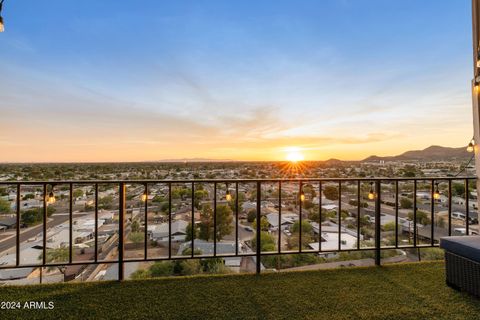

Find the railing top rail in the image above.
[{"left": 0, "top": 176, "right": 476, "bottom": 185}]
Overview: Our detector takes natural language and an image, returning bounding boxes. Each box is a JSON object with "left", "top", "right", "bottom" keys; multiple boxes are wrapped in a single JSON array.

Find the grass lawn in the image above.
[{"left": 0, "top": 261, "right": 479, "bottom": 319}]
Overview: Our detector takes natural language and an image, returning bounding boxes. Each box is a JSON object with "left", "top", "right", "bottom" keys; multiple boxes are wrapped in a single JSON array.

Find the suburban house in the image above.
[
  {"left": 0, "top": 217, "right": 16, "bottom": 230},
  {"left": 265, "top": 212, "right": 298, "bottom": 231},
  {"left": 308, "top": 221, "right": 362, "bottom": 258},
  {"left": 149, "top": 220, "right": 188, "bottom": 243}
]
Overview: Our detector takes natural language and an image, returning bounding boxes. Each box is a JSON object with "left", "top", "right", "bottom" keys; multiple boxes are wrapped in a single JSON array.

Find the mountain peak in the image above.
[{"left": 363, "top": 145, "right": 469, "bottom": 162}]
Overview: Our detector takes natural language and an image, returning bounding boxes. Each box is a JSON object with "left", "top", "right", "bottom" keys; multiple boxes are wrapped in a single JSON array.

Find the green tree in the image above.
[
  {"left": 452, "top": 183, "right": 465, "bottom": 197},
  {"left": 383, "top": 221, "right": 396, "bottom": 232},
  {"left": 324, "top": 186, "right": 339, "bottom": 201},
  {"left": 247, "top": 209, "right": 257, "bottom": 223},
  {"left": 129, "top": 232, "right": 144, "bottom": 244},
  {"left": 303, "top": 184, "right": 317, "bottom": 199},
  {"left": 194, "top": 190, "right": 209, "bottom": 209},
  {"left": 303, "top": 200, "right": 314, "bottom": 210},
  {"left": 0, "top": 188, "right": 7, "bottom": 196},
  {"left": 408, "top": 210, "right": 431, "bottom": 225},
  {"left": 98, "top": 195, "right": 114, "bottom": 209},
  {"left": 0, "top": 198, "right": 11, "bottom": 214},
  {"left": 198, "top": 205, "right": 214, "bottom": 241},
  {"left": 160, "top": 202, "right": 169, "bottom": 213},
  {"left": 152, "top": 195, "right": 165, "bottom": 203},
  {"left": 22, "top": 194, "right": 35, "bottom": 200},
  {"left": 20, "top": 207, "right": 55, "bottom": 227},
  {"left": 402, "top": 170, "right": 416, "bottom": 177},
  {"left": 21, "top": 209, "right": 38, "bottom": 226},
  {"left": 348, "top": 200, "right": 368, "bottom": 208},
  {"left": 253, "top": 216, "right": 269, "bottom": 232},
  {"left": 73, "top": 189, "right": 84, "bottom": 198},
  {"left": 308, "top": 209, "right": 319, "bottom": 222},
  {"left": 291, "top": 220, "right": 313, "bottom": 235},
  {"left": 185, "top": 222, "right": 197, "bottom": 242},
  {"left": 251, "top": 232, "right": 276, "bottom": 251},
  {"left": 289, "top": 221, "right": 314, "bottom": 250},
  {"left": 131, "top": 219, "right": 140, "bottom": 233},
  {"left": 400, "top": 198, "right": 413, "bottom": 209},
  {"left": 198, "top": 204, "right": 233, "bottom": 241},
  {"left": 215, "top": 205, "right": 233, "bottom": 240},
  {"left": 436, "top": 216, "right": 446, "bottom": 228},
  {"left": 38, "top": 248, "right": 69, "bottom": 276}
]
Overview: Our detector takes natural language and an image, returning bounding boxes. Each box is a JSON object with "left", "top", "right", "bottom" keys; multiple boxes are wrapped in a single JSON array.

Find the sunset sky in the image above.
[{"left": 0, "top": 0, "right": 474, "bottom": 162}]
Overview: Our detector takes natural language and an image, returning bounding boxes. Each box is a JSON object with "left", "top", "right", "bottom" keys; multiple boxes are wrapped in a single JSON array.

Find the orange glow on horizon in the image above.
[{"left": 285, "top": 147, "right": 305, "bottom": 163}]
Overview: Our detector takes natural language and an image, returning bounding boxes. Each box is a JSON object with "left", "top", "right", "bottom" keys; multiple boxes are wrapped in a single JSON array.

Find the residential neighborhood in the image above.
[{"left": 0, "top": 161, "right": 477, "bottom": 284}]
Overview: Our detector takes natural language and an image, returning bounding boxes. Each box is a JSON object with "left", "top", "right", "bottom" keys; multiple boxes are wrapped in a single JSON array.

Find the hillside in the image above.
[{"left": 363, "top": 145, "right": 470, "bottom": 162}]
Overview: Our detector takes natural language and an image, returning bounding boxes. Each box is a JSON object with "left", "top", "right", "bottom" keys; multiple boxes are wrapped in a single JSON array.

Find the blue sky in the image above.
[{"left": 0, "top": 0, "right": 474, "bottom": 161}]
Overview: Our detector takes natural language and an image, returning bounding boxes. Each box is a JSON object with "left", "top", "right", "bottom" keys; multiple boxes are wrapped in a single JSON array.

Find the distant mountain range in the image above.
[
  {"left": 362, "top": 145, "right": 471, "bottom": 162},
  {"left": 155, "top": 158, "right": 235, "bottom": 163}
]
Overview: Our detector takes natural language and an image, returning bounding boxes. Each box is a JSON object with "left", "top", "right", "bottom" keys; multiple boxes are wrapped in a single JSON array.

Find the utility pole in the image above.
[{"left": 472, "top": 0, "right": 480, "bottom": 200}]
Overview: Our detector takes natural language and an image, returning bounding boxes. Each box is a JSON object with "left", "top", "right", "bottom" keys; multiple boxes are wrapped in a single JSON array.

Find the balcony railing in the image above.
[{"left": 0, "top": 177, "right": 476, "bottom": 282}]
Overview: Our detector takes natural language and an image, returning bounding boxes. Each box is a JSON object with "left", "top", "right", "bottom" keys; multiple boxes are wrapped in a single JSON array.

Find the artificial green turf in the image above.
[{"left": 0, "top": 262, "right": 478, "bottom": 320}]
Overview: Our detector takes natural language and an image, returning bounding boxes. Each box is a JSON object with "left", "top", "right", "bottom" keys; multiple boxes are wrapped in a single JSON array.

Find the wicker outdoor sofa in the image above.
[{"left": 440, "top": 236, "right": 480, "bottom": 297}]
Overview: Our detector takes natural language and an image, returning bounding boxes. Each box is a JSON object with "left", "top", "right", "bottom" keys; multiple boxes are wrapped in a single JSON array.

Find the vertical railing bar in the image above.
[
  {"left": 374, "top": 180, "right": 381, "bottom": 266},
  {"left": 448, "top": 179, "right": 452, "bottom": 236},
  {"left": 395, "top": 180, "right": 399, "bottom": 248},
  {"left": 16, "top": 184, "right": 20, "bottom": 267},
  {"left": 430, "top": 180, "right": 435, "bottom": 246},
  {"left": 168, "top": 182, "right": 172, "bottom": 259},
  {"left": 256, "top": 181, "right": 261, "bottom": 274},
  {"left": 338, "top": 181, "right": 342, "bottom": 251},
  {"left": 413, "top": 179, "right": 417, "bottom": 247},
  {"left": 69, "top": 183, "right": 73, "bottom": 264},
  {"left": 94, "top": 183, "right": 98, "bottom": 263},
  {"left": 191, "top": 182, "right": 194, "bottom": 258},
  {"left": 235, "top": 182, "right": 239, "bottom": 256},
  {"left": 213, "top": 182, "right": 217, "bottom": 257},
  {"left": 319, "top": 181, "right": 322, "bottom": 252},
  {"left": 8, "top": 178, "right": 473, "bottom": 274},
  {"left": 357, "top": 180, "right": 360, "bottom": 250},
  {"left": 465, "top": 178, "right": 470, "bottom": 235},
  {"left": 118, "top": 182, "right": 125, "bottom": 281},
  {"left": 299, "top": 181, "right": 303, "bottom": 253},
  {"left": 144, "top": 183, "right": 148, "bottom": 260},
  {"left": 42, "top": 184, "right": 47, "bottom": 266},
  {"left": 278, "top": 181, "right": 282, "bottom": 254}
]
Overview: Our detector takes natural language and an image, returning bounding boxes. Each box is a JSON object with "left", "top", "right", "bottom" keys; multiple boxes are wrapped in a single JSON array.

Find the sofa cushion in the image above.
[{"left": 440, "top": 236, "right": 480, "bottom": 263}]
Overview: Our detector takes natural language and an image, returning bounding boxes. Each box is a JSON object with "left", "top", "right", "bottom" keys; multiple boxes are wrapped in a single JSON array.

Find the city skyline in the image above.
[{"left": 0, "top": 0, "right": 474, "bottom": 162}]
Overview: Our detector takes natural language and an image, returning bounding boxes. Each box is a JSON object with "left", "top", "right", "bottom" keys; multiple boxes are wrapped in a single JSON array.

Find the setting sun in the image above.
[{"left": 285, "top": 148, "right": 305, "bottom": 163}]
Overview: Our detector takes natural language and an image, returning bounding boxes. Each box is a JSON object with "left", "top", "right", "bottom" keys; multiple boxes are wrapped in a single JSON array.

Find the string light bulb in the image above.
[
  {"left": 467, "top": 139, "right": 475, "bottom": 153},
  {"left": 433, "top": 183, "right": 440, "bottom": 200},
  {"left": 0, "top": 0, "right": 4, "bottom": 33},
  {"left": 46, "top": 191, "right": 56, "bottom": 204},
  {"left": 225, "top": 183, "right": 232, "bottom": 202},
  {"left": 300, "top": 190, "right": 305, "bottom": 202},
  {"left": 141, "top": 188, "right": 148, "bottom": 202},
  {"left": 368, "top": 182, "right": 375, "bottom": 200}
]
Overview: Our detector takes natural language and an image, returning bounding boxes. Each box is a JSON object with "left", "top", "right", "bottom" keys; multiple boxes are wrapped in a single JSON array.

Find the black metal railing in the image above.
[{"left": 0, "top": 177, "right": 476, "bottom": 282}]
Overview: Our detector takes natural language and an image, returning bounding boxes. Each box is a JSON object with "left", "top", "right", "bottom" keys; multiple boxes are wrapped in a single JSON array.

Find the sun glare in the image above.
[{"left": 285, "top": 148, "right": 305, "bottom": 163}]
